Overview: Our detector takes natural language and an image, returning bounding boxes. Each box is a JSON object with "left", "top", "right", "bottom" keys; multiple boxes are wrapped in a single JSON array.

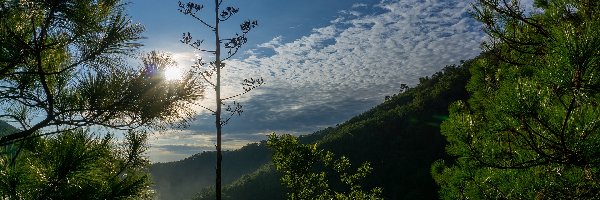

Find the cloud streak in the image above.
[{"left": 150, "top": 0, "right": 487, "bottom": 162}]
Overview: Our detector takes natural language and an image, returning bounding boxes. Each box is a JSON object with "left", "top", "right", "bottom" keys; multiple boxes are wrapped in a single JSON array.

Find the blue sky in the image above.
[{"left": 127, "top": 0, "right": 488, "bottom": 163}]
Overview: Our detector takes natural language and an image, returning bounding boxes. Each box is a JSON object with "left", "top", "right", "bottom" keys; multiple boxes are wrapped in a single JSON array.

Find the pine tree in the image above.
[
  {"left": 0, "top": 0, "right": 202, "bottom": 145},
  {"left": 1, "top": 1, "right": 202, "bottom": 198},
  {"left": 433, "top": 0, "right": 600, "bottom": 198},
  {"left": 177, "top": 1, "right": 261, "bottom": 199},
  {"left": 1, "top": 129, "right": 154, "bottom": 199}
]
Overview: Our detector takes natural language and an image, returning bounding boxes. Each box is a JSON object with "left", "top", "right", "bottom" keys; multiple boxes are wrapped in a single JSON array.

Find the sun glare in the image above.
[{"left": 164, "top": 67, "right": 183, "bottom": 81}]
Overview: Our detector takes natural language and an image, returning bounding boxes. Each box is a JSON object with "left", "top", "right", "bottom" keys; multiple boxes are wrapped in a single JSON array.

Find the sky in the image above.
[{"left": 127, "top": 0, "right": 488, "bottom": 163}]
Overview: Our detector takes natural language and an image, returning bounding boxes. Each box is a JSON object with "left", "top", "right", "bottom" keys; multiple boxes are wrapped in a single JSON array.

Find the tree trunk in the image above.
[{"left": 214, "top": 0, "right": 222, "bottom": 199}]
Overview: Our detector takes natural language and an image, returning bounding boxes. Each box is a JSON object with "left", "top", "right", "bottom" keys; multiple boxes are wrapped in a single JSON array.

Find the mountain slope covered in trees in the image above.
[
  {"left": 151, "top": 56, "right": 479, "bottom": 199},
  {"left": 150, "top": 142, "right": 272, "bottom": 199},
  {"left": 0, "top": 121, "right": 18, "bottom": 137}
]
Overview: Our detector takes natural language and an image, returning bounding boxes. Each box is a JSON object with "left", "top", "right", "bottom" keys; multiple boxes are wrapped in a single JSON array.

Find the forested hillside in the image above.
[
  {"left": 151, "top": 56, "right": 479, "bottom": 199},
  {"left": 150, "top": 142, "right": 272, "bottom": 199},
  {"left": 4, "top": 0, "right": 596, "bottom": 199},
  {"left": 0, "top": 121, "right": 18, "bottom": 137}
]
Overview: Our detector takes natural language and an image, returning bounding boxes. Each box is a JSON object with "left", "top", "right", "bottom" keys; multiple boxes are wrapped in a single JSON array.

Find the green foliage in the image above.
[
  {"left": 153, "top": 61, "right": 473, "bottom": 200},
  {"left": 151, "top": 142, "right": 272, "bottom": 200},
  {"left": 194, "top": 164, "right": 284, "bottom": 200},
  {"left": 1, "top": 1, "right": 203, "bottom": 199},
  {"left": 0, "top": 0, "right": 202, "bottom": 144},
  {"left": 267, "top": 133, "right": 382, "bottom": 200},
  {"left": 0, "top": 129, "right": 152, "bottom": 199},
  {"left": 434, "top": 0, "right": 600, "bottom": 199}
]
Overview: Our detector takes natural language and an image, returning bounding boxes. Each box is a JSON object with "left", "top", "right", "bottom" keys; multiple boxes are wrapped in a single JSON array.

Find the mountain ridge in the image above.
[{"left": 150, "top": 56, "right": 478, "bottom": 199}]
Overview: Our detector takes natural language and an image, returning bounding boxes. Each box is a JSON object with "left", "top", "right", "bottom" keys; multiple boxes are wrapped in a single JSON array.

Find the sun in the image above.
[{"left": 164, "top": 67, "right": 183, "bottom": 81}]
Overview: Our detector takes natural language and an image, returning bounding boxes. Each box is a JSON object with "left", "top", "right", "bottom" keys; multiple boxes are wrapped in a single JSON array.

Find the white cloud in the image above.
[
  {"left": 224, "top": 0, "right": 484, "bottom": 103},
  {"left": 339, "top": 10, "right": 362, "bottom": 17},
  {"left": 222, "top": 0, "right": 484, "bottom": 130},
  {"left": 352, "top": 3, "right": 368, "bottom": 8},
  {"left": 150, "top": 0, "right": 487, "bottom": 162},
  {"left": 257, "top": 36, "right": 284, "bottom": 49}
]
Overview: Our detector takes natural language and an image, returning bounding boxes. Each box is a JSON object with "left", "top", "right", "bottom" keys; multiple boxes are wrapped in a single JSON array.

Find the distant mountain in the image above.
[
  {"left": 150, "top": 56, "right": 477, "bottom": 199},
  {"left": 150, "top": 141, "right": 272, "bottom": 200},
  {"left": 0, "top": 120, "right": 19, "bottom": 138}
]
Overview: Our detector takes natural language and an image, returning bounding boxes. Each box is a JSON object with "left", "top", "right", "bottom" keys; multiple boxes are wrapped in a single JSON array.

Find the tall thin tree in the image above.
[{"left": 178, "top": 1, "right": 262, "bottom": 199}]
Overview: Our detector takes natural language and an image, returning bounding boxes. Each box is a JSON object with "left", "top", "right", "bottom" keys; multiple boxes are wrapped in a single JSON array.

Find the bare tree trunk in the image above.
[
  {"left": 213, "top": 0, "right": 222, "bottom": 199},
  {"left": 177, "top": 1, "right": 259, "bottom": 198}
]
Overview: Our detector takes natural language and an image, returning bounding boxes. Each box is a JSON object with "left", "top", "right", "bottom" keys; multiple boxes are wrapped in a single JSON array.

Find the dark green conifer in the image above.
[{"left": 433, "top": 0, "right": 600, "bottom": 198}]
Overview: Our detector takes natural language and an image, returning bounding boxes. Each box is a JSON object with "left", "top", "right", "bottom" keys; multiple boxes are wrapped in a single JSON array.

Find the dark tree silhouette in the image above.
[{"left": 177, "top": 0, "right": 262, "bottom": 199}]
